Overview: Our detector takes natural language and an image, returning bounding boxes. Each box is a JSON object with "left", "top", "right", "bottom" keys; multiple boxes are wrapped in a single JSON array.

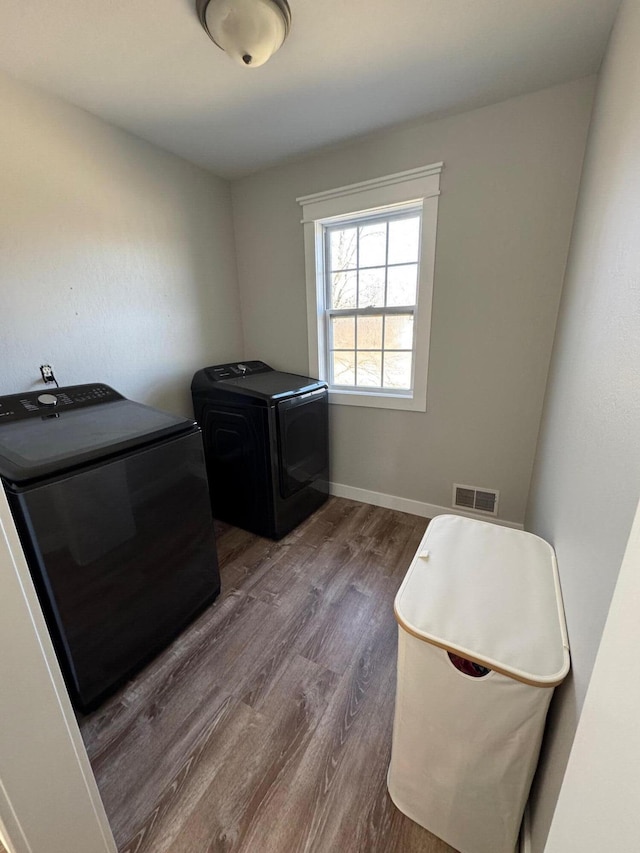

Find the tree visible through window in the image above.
[{"left": 325, "top": 210, "right": 421, "bottom": 391}]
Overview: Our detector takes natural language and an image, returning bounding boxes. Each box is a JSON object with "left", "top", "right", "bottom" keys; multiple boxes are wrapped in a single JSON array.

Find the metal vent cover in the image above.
[{"left": 453, "top": 483, "right": 499, "bottom": 516}]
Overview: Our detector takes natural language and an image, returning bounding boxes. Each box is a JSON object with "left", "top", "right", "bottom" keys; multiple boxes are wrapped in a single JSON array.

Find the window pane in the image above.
[
  {"left": 358, "top": 222, "right": 387, "bottom": 268},
  {"left": 383, "top": 352, "right": 412, "bottom": 389},
  {"left": 324, "top": 211, "right": 424, "bottom": 396},
  {"left": 331, "top": 316, "right": 355, "bottom": 349},
  {"left": 384, "top": 314, "right": 414, "bottom": 349},
  {"left": 388, "top": 216, "right": 420, "bottom": 265},
  {"left": 357, "top": 315, "right": 383, "bottom": 349},
  {"left": 358, "top": 267, "right": 385, "bottom": 307},
  {"left": 356, "top": 351, "right": 382, "bottom": 387},
  {"left": 386, "top": 264, "right": 417, "bottom": 306},
  {"left": 332, "top": 351, "right": 355, "bottom": 386},
  {"left": 331, "top": 271, "right": 357, "bottom": 308},
  {"left": 329, "top": 227, "right": 357, "bottom": 271}
]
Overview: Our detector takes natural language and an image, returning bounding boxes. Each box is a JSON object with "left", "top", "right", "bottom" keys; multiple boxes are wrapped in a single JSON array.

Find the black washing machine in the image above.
[
  {"left": 0, "top": 383, "right": 220, "bottom": 712},
  {"left": 191, "top": 361, "right": 329, "bottom": 539}
]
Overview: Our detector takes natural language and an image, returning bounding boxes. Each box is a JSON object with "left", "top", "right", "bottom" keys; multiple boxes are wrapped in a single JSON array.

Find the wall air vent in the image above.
[{"left": 453, "top": 483, "right": 499, "bottom": 516}]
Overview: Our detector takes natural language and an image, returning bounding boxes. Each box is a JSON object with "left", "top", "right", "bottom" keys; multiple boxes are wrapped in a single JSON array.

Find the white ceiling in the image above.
[{"left": 0, "top": 0, "right": 619, "bottom": 178}]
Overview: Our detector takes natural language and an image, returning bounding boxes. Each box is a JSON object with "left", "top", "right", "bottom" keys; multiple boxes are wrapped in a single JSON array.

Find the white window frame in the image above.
[{"left": 298, "top": 163, "right": 442, "bottom": 412}]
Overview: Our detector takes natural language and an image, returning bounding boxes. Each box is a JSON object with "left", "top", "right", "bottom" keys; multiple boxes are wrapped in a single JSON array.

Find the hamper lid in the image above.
[{"left": 394, "top": 515, "right": 570, "bottom": 686}]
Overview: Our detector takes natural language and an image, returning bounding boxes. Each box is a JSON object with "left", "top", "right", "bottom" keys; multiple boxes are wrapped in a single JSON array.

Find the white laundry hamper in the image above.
[{"left": 388, "top": 515, "right": 570, "bottom": 853}]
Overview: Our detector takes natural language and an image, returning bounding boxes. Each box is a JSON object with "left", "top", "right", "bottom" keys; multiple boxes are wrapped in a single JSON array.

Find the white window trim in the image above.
[{"left": 298, "top": 163, "right": 442, "bottom": 412}]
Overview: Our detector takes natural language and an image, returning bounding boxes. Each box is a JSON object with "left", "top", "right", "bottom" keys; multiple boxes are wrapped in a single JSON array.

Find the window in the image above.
[
  {"left": 298, "top": 163, "right": 442, "bottom": 412},
  {"left": 326, "top": 210, "right": 420, "bottom": 392}
]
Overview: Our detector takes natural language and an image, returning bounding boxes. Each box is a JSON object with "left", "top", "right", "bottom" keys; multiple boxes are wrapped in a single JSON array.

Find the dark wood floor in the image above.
[{"left": 80, "top": 497, "right": 458, "bottom": 853}]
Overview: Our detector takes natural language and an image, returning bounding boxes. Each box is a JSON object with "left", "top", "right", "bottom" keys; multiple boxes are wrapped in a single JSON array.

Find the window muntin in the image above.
[{"left": 325, "top": 209, "right": 421, "bottom": 393}]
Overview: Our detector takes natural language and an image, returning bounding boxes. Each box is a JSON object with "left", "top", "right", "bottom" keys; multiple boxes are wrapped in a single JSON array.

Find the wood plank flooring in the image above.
[{"left": 80, "top": 497, "right": 458, "bottom": 853}]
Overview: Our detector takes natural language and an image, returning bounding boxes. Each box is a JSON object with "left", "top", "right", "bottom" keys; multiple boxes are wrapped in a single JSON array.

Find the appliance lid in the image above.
[
  {"left": 0, "top": 393, "right": 196, "bottom": 484},
  {"left": 214, "top": 370, "right": 326, "bottom": 400},
  {"left": 394, "top": 515, "right": 570, "bottom": 686},
  {"left": 191, "top": 361, "right": 327, "bottom": 402}
]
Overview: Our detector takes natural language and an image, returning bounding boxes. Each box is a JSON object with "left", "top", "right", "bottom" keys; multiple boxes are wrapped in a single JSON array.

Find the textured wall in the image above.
[
  {"left": 231, "top": 78, "right": 595, "bottom": 523},
  {"left": 524, "top": 1, "right": 640, "bottom": 849},
  {"left": 0, "top": 72, "right": 243, "bottom": 417}
]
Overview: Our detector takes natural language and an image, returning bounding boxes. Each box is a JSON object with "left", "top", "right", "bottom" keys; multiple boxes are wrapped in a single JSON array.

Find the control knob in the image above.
[{"left": 37, "top": 393, "right": 58, "bottom": 407}]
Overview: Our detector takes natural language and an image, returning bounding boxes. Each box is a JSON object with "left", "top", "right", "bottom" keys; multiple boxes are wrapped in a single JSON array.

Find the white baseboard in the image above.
[{"left": 330, "top": 482, "right": 524, "bottom": 530}]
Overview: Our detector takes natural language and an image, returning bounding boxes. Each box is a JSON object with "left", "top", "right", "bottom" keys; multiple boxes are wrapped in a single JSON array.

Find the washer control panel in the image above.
[
  {"left": 205, "top": 360, "right": 272, "bottom": 382},
  {"left": 0, "top": 384, "right": 123, "bottom": 423}
]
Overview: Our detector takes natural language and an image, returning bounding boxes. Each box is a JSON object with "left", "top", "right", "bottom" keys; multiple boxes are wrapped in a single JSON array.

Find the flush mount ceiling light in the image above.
[{"left": 196, "top": 0, "right": 292, "bottom": 68}]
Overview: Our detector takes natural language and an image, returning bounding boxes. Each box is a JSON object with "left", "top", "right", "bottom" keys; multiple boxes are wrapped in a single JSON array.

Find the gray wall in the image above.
[
  {"left": 0, "top": 72, "right": 243, "bottom": 417},
  {"left": 525, "top": 1, "right": 640, "bottom": 850},
  {"left": 231, "top": 78, "right": 595, "bottom": 524}
]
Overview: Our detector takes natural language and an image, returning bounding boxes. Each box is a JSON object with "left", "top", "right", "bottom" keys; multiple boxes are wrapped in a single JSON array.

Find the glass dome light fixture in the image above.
[{"left": 196, "top": 0, "right": 292, "bottom": 68}]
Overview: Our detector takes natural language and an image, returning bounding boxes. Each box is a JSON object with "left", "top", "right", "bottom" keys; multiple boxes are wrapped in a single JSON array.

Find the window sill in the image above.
[{"left": 328, "top": 388, "right": 426, "bottom": 412}]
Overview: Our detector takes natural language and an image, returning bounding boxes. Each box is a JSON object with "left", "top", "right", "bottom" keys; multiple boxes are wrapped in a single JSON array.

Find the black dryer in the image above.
[{"left": 191, "top": 361, "right": 329, "bottom": 539}]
